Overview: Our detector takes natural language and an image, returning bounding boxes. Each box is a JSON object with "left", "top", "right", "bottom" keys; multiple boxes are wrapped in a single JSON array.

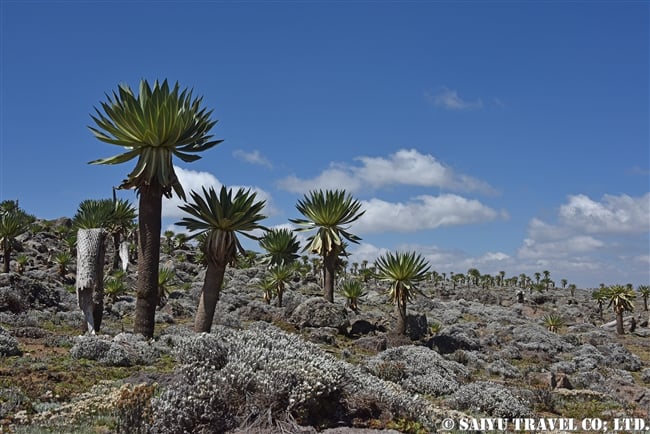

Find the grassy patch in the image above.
[
  {"left": 0, "top": 353, "right": 135, "bottom": 401},
  {"left": 13, "top": 416, "right": 115, "bottom": 434},
  {"left": 555, "top": 397, "right": 621, "bottom": 420}
]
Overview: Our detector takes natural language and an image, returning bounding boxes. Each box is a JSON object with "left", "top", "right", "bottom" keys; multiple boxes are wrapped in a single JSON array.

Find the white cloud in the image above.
[
  {"left": 414, "top": 245, "right": 482, "bottom": 273},
  {"left": 479, "top": 252, "right": 511, "bottom": 262},
  {"left": 520, "top": 193, "right": 649, "bottom": 261},
  {"left": 355, "top": 194, "right": 507, "bottom": 234},
  {"left": 277, "top": 148, "right": 495, "bottom": 195},
  {"left": 629, "top": 166, "right": 650, "bottom": 176},
  {"left": 355, "top": 149, "right": 449, "bottom": 188},
  {"left": 232, "top": 149, "right": 272, "bottom": 169},
  {"left": 512, "top": 192, "right": 650, "bottom": 287},
  {"left": 427, "top": 87, "right": 483, "bottom": 111},
  {"left": 277, "top": 166, "right": 363, "bottom": 194},
  {"left": 346, "top": 242, "right": 390, "bottom": 267},
  {"left": 518, "top": 235, "right": 605, "bottom": 260},
  {"left": 162, "top": 166, "right": 223, "bottom": 219},
  {"left": 355, "top": 149, "right": 493, "bottom": 193},
  {"left": 162, "top": 166, "right": 277, "bottom": 219},
  {"left": 635, "top": 255, "right": 650, "bottom": 267},
  {"left": 559, "top": 193, "right": 650, "bottom": 234},
  {"left": 349, "top": 191, "right": 648, "bottom": 288},
  {"left": 346, "top": 242, "right": 515, "bottom": 280},
  {"left": 526, "top": 217, "right": 572, "bottom": 240}
]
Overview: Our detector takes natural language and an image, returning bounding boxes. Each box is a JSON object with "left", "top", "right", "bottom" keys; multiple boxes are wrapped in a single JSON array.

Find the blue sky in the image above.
[{"left": 1, "top": 1, "right": 648, "bottom": 289}]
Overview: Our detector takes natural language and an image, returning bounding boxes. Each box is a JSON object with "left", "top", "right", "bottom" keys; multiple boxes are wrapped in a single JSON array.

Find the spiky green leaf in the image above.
[{"left": 89, "top": 79, "right": 222, "bottom": 198}]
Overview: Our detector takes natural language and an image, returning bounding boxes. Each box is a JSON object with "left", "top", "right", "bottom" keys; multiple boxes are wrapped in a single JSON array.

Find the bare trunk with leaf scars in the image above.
[
  {"left": 134, "top": 183, "right": 162, "bottom": 339},
  {"left": 194, "top": 261, "right": 226, "bottom": 333},
  {"left": 323, "top": 252, "right": 337, "bottom": 303},
  {"left": 111, "top": 232, "right": 122, "bottom": 270},
  {"left": 395, "top": 288, "right": 407, "bottom": 335},
  {"left": 616, "top": 308, "right": 625, "bottom": 335},
  {"left": 276, "top": 282, "right": 284, "bottom": 308}
]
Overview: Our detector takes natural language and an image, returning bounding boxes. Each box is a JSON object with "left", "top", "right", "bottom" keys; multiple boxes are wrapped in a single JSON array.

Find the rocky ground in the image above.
[{"left": 1, "top": 218, "right": 650, "bottom": 433}]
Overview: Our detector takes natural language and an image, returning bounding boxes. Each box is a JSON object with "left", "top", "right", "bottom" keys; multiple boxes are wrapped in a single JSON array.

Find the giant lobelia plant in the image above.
[{"left": 89, "top": 80, "right": 221, "bottom": 338}]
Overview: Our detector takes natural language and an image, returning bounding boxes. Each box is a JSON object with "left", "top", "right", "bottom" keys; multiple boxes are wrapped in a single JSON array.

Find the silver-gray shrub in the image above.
[
  {"left": 599, "top": 342, "right": 642, "bottom": 372},
  {"left": 0, "top": 328, "right": 21, "bottom": 357},
  {"left": 151, "top": 323, "right": 344, "bottom": 432},
  {"left": 150, "top": 322, "right": 441, "bottom": 433},
  {"left": 511, "top": 324, "right": 574, "bottom": 353},
  {"left": 365, "top": 345, "right": 470, "bottom": 397},
  {"left": 70, "top": 335, "right": 111, "bottom": 360},
  {"left": 0, "top": 311, "right": 40, "bottom": 327},
  {"left": 487, "top": 359, "right": 521, "bottom": 379},
  {"left": 173, "top": 332, "right": 228, "bottom": 368},
  {"left": 641, "top": 368, "right": 650, "bottom": 384},
  {"left": 0, "top": 287, "right": 26, "bottom": 313},
  {"left": 70, "top": 334, "right": 161, "bottom": 366},
  {"left": 342, "top": 363, "right": 446, "bottom": 428},
  {"left": 53, "top": 310, "right": 86, "bottom": 328},
  {"left": 110, "top": 300, "right": 135, "bottom": 318},
  {"left": 0, "top": 387, "right": 29, "bottom": 418},
  {"left": 447, "top": 381, "right": 532, "bottom": 418}
]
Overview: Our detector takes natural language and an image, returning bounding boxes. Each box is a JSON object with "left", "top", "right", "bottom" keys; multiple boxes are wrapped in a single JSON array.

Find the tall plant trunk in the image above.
[
  {"left": 616, "top": 309, "right": 625, "bottom": 335},
  {"left": 276, "top": 283, "right": 284, "bottom": 308},
  {"left": 76, "top": 228, "right": 107, "bottom": 334},
  {"left": 111, "top": 232, "right": 121, "bottom": 270},
  {"left": 395, "top": 291, "right": 407, "bottom": 335},
  {"left": 323, "top": 252, "right": 337, "bottom": 302},
  {"left": 195, "top": 261, "right": 226, "bottom": 333},
  {"left": 2, "top": 240, "right": 10, "bottom": 273},
  {"left": 134, "top": 184, "right": 162, "bottom": 338}
]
